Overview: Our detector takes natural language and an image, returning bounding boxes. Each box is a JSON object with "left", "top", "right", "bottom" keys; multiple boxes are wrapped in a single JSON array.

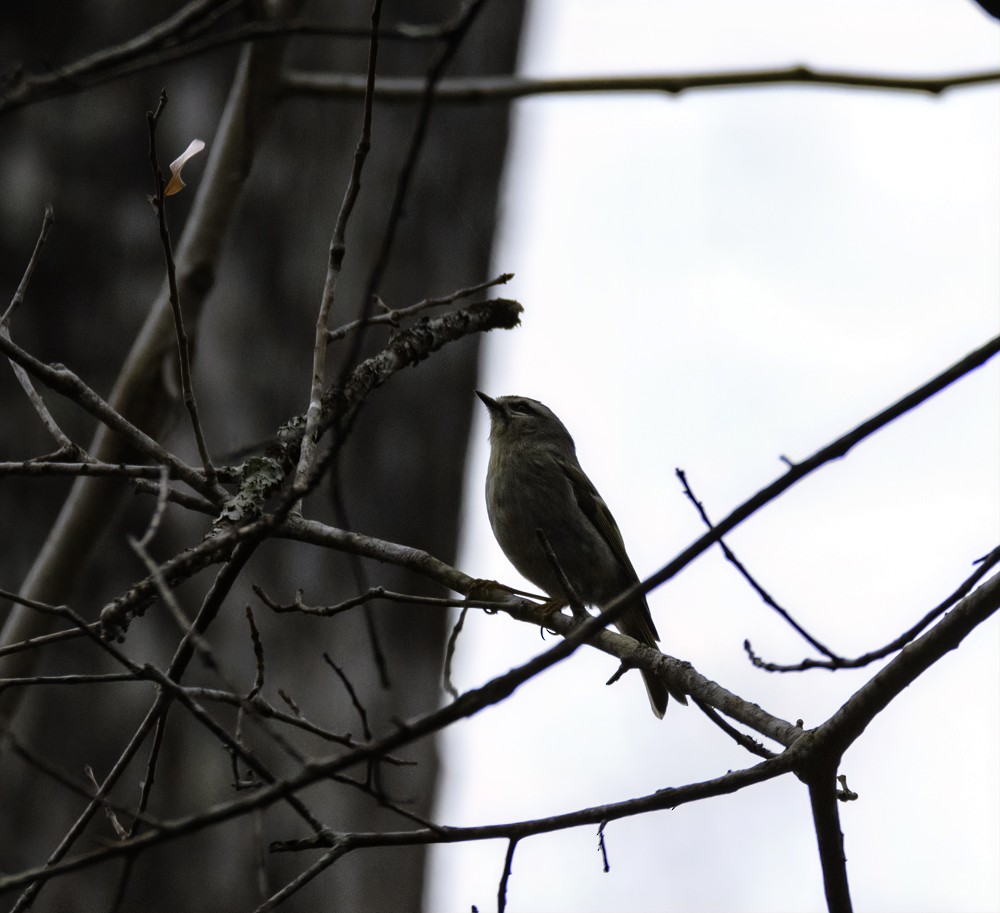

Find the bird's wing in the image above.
[
  {"left": 557, "top": 458, "right": 642, "bottom": 583},
  {"left": 559, "top": 460, "right": 676, "bottom": 703}
]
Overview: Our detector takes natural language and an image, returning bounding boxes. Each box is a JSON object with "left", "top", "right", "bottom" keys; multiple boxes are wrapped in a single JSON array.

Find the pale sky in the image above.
[{"left": 428, "top": 2, "right": 1000, "bottom": 911}]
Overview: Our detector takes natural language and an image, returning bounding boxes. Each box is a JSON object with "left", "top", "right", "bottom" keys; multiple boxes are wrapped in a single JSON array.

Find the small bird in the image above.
[{"left": 476, "top": 391, "right": 686, "bottom": 718}]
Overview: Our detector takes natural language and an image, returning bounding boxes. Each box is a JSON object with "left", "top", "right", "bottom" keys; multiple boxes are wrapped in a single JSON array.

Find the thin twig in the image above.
[
  {"left": 676, "top": 467, "right": 838, "bottom": 658},
  {"left": 315, "top": 1, "right": 499, "bottom": 535},
  {"left": 693, "top": 698, "right": 778, "bottom": 760},
  {"left": 292, "top": 0, "right": 384, "bottom": 492},
  {"left": 0, "top": 460, "right": 239, "bottom": 479},
  {"left": 361, "top": 0, "right": 492, "bottom": 311},
  {"left": 442, "top": 606, "right": 469, "bottom": 700},
  {"left": 327, "top": 272, "right": 514, "bottom": 341},
  {"left": 146, "top": 91, "right": 218, "bottom": 488},
  {"left": 0, "top": 329, "right": 218, "bottom": 501},
  {"left": 1, "top": 206, "right": 82, "bottom": 455},
  {"left": 322, "top": 653, "right": 372, "bottom": 741},
  {"left": 1, "top": 755, "right": 793, "bottom": 894},
  {"left": 131, "top": 478, "right": 219, "bottom": 514},
  {"left": 745, "top": 543, "right": 1000, "bottom": 672},
  {"left": 0, "top": 672, "right": 142, "bottom": 690},
  {"left": 0, "top": 589, "right": 98, "bottom": 660},
  {"left": 497, "top": 838, "right": 518, "bottom": 913},
  {"left": 596, "top": 822, "right": 610, "bottom": 873},
  {"left": 0, "top": 625, "right": 91, "bottom": 660},
  {"left": 84, "top": 766, "right": 130, "bottom": 840},
  {"left": 0, "top": 11, "right": 452, "bottom": 117},
  {"left": 0, "top": 0, "right": 240, "bottom": 114},
  {"left": 135, "top": 467, "right": 172, "bottom": 548},
  {"left": 285, "top": 65, "right": 1000, "bottom": 103},
  {"left": 244, "top": 605, "right": 266, "bottom": 701},
  {"left": 1, "top": 731, "right": 162, "bottom": 832},
  {"left": 255, "top": 583, "right": 511, "bottom": 617},
  {"left": 535, "top": 528, "right": 586, "bottom": 617},
  {"left": 254, "top": 838, "right": 351, "bottom": 913},
  {"left": 183, "top": 687, "right": 390, "bottom": 752},
  {"left": 1, "top": 205, "right": 55, "bottom": 325}
]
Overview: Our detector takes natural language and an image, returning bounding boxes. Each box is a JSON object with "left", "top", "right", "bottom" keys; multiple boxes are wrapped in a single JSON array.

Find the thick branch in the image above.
[
  {"left": 808, "top": 769, "right": 853, "bottom": 913},
  {"left": 807, "top": 570, "right": 1000, "bottom": 760}
]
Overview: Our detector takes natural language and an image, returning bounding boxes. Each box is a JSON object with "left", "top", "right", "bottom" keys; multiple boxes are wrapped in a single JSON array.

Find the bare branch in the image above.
[
  {"left": 0, "top": 329, "right": 217, "bottom": 500},
  {"left": 98, "top": 299, "right": 522, "bottom": 638},
  {"left": 693, "top": 698, "right": 779, "bottom": 760},
  {"left": 0, "top": 207, "right": 83, "bottom": 456},
  {"left": 322, "top": 653, "right": 372, "bottom": 742},
  {"left": 0, "top": 0, "right": 241, "bottom": 115},
  {"left": 1, "top": 205, "right": 55, "bottom": 326},
  {"left": 256, "top": 584, "right": 505, "bottom": 617},
  {"left": 807, "top": 769, "right": 853, "bottom": 913},
  {"left": 806, "top": 569, "right": 1000, "bottom": 760},
  {"left": 0, "top": 753, "right": 791, "bottom": 894},
  {"left": 497, "top": 838, "right": 518, "bottom": 913},
  {"left": 600, "top": 334, "right": 1000, "bottom": 647},
  {"left": 0, "top": 0, "right": 307, "bottom": 730},
  {"left": 146, "top": 91, "right": 218, "bottom": 489},
  {"left": 327, "top": 272, "right": 514, "bottom": 341},
  {"left": 442, "top": 606, "right": 469, "bottom": 700},
  {"left": 677, "top": 467, "right": 838, "bottom": 658},
  {"left": 285, "top": 65, "right": 1000, "bottom": 102},
  {"left": 360, "top": 0, "right": 493, "bottom": 305},
  {"left": 293, "top": 0, "right": 384, "bottom": 491},
  {"left": 746, "top": 544, "right": 1000, "bottom": 672},
  {"left": 0, "top": 12, "right": 457, "bottom": 117},
  {"left": 0, "top": 460, "right": 239, "bottom": 480},
  {"left": 254, "top": 838, "right": 351, "bottom": 913},
  {"left": 4, "top": 570, "right": 996, "bottom": 897}
]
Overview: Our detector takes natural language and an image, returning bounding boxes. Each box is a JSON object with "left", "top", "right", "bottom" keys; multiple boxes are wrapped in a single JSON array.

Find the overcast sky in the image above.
[{"left": 427, "top": 2, "right": 1000, "bottom": 911}]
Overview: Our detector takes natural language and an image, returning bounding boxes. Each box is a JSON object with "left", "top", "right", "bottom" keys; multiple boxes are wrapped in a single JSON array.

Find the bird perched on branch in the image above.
[{"left": 476, "top": 391, "right": 686, "bottom": 718}]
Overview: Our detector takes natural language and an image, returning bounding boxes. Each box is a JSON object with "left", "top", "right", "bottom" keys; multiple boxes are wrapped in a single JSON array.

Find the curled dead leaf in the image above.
[{"left": 164, "top": 139, "right": 206, "bottom": 197}]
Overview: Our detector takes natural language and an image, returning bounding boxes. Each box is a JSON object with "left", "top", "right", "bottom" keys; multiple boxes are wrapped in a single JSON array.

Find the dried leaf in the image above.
[{"left": 164, "top": 139, "right": 206, "bottom": 197}]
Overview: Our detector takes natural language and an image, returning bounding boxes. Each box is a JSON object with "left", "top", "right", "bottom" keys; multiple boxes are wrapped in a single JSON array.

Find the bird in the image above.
[{"left": 476, "top": 391, "right": 685, "bottom": 718}]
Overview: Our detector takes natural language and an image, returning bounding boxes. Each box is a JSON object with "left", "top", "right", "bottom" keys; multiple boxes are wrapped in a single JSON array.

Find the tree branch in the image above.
[
  {"left": 807, "top": 768, "right": 853, "bottom": 913},
  {"left": 284, "top": 65, "right": 1000, "bottom": 102}
]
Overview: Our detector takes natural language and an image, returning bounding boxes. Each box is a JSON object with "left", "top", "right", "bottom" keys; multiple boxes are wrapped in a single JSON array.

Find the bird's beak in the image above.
[
  {"left": 475, "top": 390, "right": 507, "bottom": 427},
  {"left": 475, "top": 390, "right": 499, "bottom": 412}
]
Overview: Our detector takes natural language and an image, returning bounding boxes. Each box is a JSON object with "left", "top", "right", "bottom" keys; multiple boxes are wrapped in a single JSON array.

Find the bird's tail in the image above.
[{"left": 617, "top": 600, "right": 687, "bottom": 719}]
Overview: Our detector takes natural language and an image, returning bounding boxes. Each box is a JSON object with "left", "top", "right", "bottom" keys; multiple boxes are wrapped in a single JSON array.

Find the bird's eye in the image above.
[{"left": 509, "top": 401, "right": 537, "bottom": 416}]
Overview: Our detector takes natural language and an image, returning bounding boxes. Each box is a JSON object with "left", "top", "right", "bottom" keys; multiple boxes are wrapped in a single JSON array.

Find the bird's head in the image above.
[{"left": 475, "top": 391, "right": 577, "bottom": 453}]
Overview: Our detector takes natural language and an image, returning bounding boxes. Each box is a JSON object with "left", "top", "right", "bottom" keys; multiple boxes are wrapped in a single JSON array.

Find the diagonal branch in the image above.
[
  {"left": 587, "top": 334, "right": 1000, "bottom": 651},
  {"left": 677, "top": 467, "right": 837, "bottom": 658},
  {"left": 0, "top": 330, "right": 216, "bottom": 498},
  {"left": 0, "top": 207, "right": 83, "bottom": 458}
]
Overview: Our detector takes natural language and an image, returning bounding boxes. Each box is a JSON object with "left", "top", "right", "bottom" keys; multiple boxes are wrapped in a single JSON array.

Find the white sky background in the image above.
[{"left": 427, "top": 2, "right": 1000, "bottom": 912}]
